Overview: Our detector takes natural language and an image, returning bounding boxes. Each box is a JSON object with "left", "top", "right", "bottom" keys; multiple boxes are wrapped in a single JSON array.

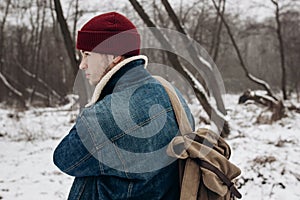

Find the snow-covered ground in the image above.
[
  {"left": 0, "top": 94, "right": 299, "bottom": 199},
  {"left": 0, "top": 105, "right": 77, "bottom": 199},
  {"left": 224, "top": 94, "right": 300, "bottom": 200}
]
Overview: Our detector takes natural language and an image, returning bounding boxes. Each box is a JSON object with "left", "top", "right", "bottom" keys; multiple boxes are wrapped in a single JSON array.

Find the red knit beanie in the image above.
[{"left": 76, "top": 12, "right": 140, "bottom": 57}]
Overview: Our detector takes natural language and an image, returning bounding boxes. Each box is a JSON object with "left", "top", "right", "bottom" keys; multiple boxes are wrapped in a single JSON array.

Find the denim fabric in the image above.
[{"left": 53, "top": 58, "right": 195, "bottom": 200}]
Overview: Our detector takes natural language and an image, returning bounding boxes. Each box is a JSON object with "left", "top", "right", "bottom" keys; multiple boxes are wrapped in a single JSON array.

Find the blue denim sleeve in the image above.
[{"left": 53, "top": 125, "right": 101, "bottom": 177}]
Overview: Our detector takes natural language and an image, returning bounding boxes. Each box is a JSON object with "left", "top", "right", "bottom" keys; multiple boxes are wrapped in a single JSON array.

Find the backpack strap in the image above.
[
  {"left": 154, "top": 76, "right": 200, "bottom": 200},
  {"left": 154, "top": 76, "right": 242, "bottom": 199},
  {"left": 194, "top": 159, "right": 242, "bottom": 198},
  {"left": 153, "top": 76, "right": 193, "bottom": 134}
]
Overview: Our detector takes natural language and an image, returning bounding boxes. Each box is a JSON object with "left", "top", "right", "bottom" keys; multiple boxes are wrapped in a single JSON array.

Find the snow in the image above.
[
  {"left": 0, "top": 94, "right": 300, "bottom": 199},
  {"left": 0, "top": 104, "right": 77, "bottom": 200},
  {"left": 224, "top": 94, "right": 300, "bottom": 200}
]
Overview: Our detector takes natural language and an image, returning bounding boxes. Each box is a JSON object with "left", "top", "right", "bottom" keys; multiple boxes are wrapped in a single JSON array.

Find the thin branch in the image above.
[
  {"left": 211, "top": 0, "right": 277, "bottom": 100},
  {"left": 0, "top": 0, "right": 11, "bottom": 33},
  {"left": 72, "top": 0, "right": 79, "bottom": 44},
  {"left": 152, "top": 0, "right": 167, "bottom": 27},
  {"left": 209, "top": 0, "right": 222, "bottom": 55},
  {"left": 181, "top": 0, "right": 202, "bottom": 25},
  {"left": 0, "top": 72, "right": 23, "bottom": 97},
  {"left": 14, "top": 59, "right": 62, "bottom": 99},
  {"left": 212, "top": 0, "right": 226, "bottom": 61}
]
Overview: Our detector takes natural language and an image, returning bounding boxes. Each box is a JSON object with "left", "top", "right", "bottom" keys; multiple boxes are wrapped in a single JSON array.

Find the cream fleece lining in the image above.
[{"left": 85, "top": 55, "right": 148, "bottom": 107}]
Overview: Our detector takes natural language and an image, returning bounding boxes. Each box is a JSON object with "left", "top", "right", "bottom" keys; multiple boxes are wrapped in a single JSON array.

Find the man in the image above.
[{"left": 53, "top": 12, "right": 194, "bottom": 200}]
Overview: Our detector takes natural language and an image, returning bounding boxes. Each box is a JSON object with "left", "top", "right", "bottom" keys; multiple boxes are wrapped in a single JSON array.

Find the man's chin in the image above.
[{"left": 89, "top": 79, "right": 99, "bottom": 86}]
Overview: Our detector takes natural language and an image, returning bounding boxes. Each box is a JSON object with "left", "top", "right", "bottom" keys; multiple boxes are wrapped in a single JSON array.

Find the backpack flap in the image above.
[
  {"left": 185, "top": 130, "right": 242, "bottom": 198},
  {"left": 193, "top": 128, "right": 231, "bottom": 159},
  {"left": 167, "top": 129, "right": 242, "bottom": 199}
]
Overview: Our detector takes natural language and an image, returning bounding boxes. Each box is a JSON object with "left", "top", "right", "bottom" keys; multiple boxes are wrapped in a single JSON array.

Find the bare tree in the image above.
[
  {"left": 281, "top": 10, "right": 300, "bottom": 101},
  {"left": 30, "top": 0, "right": 47, "bottom": 103},
  {"left": 53, "top": 0, "right": 79, "bottom": 77},
  {"left": 160, "top": 0, "right": 226, "bottom": 113},
  {"left": 0, "top": 0, "right": 26, "bottom": 106},
  {"left": 210, "top": 0, "right": 292, "bottom": 122},
  {"left": 270, "top": 0, "right": 287, "bottom": 100},
  {"left": 179, "top": 0, "right": 203, "bottom": 26},
  {"left": 211, "top": 0, "right": 277, "bottom": 100},
  {"left": 72, "top": 0, "right": 79, "bottom": 46},
  {"left": 129, "top": 0, "right": 230, "bottom": 136},
  {"left": 152, "top": 0, "right": 168, "bottom": 27},
  {"left": 209, "top": 0, "right": 225, "bottom": 61},
  {"left": 53, "top": 0, "right": 95, "bottom": 108},
  {"left": 0, "top": 0, "right": 11, "bottom": 71}
]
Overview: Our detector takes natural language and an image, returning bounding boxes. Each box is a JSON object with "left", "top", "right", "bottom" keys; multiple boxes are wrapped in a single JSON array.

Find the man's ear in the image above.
[{"left": 112, "top": 56, "right": 123, "bottom": 64}]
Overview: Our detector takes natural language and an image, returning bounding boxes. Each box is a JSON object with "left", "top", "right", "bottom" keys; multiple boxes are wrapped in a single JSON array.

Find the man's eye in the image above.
[{"left": 84, "top": 53, "right": 90, "bottom": 56}]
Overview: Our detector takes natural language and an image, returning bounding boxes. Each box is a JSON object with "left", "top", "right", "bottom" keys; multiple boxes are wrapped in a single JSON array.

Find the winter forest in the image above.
[{"left": 0, "top": 0, "right": 300, "bottom": 199}]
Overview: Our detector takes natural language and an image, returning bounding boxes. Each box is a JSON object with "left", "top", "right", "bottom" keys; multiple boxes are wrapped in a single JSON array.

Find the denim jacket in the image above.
[{"left": 53, "top": 55, "right": 195, "bottom": 200}]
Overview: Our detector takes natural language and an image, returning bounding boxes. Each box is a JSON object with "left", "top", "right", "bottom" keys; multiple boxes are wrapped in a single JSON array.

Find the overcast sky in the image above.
[
  {"left": 72, "top": 0, "right": 277, "bottom": 28},
  {"left": 3, "top": 0, "right": 297, "bottom": 28}
]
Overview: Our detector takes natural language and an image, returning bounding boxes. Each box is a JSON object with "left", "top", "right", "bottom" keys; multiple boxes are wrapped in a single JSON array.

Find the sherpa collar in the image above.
[{"left": 85, "top": 55, "right": 148, "bottom": 107}]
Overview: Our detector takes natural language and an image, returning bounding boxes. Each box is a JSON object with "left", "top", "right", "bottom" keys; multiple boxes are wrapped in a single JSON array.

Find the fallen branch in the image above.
[
  {"left": 239, "top": 89, "right": 285, "bottom": 123},
  {"left": 14, "top": 60, "right": 63, "bottom": 99},
  {"left": 0, "top": 72, "right": 23, "bottom": 97}
]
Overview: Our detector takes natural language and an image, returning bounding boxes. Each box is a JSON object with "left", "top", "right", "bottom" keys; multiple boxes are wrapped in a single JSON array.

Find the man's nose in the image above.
[{"left": 79, "top": 58, "right": 87, "bottom": 70}]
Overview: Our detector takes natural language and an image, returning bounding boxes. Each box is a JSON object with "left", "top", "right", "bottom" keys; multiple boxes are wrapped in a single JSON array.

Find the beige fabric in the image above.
[
  {"left": 167, "top": 129, "right": 241, "bottom": 199},
  {"left": 154, "top": 76, "right": 241, "bottom": 200},
  {"left": 180, "top": 159, "right": 200, "bottom": 199},
  {"left": 153, "top": 76, "right": 193, "bottom": 135}
]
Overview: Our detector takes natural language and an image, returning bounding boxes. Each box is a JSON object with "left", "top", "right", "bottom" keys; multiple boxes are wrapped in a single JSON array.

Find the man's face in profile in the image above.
[{"left": 79, "top": 51, "right": 114, "bottom": 86}]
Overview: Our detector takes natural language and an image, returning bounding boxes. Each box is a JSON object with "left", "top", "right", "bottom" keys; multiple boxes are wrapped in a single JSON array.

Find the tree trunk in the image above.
[
  {"left": 209, "top": 0, "right": 222, "bottom": 56},
  {"left": 72, "top": 0, "right": 79, "bottom": 46},
  {"left": 160, "top": 0, "right": 226, "bottom": 115},
  {"left": 271, "top": 0, "right": 287, "bottom": 100},
  {"left": 30, "top": 0, "right": 47, "bottom": 104},
  {"left": 129, "top": 0, "right": 230, "bottom": 137},
  {"left": 0, "top": 0, "right": 12, "bottom": 103},
  {"left": 0, "top": 0, "right": 11, "bottom": 71},
  {"left": 53, "top": 0, "right": 79, "bottom": 77},
  {"left": 54, "top": 0, "right": 92, "bottom": 108},
  {"left": 212, "top": 0, "right": 225, "bottom": 61}
]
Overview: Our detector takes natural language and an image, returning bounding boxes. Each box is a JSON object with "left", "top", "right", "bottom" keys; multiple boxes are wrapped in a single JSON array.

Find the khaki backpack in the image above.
[{"left": 155, "top": 76, "right": 242, "bottom": 200}]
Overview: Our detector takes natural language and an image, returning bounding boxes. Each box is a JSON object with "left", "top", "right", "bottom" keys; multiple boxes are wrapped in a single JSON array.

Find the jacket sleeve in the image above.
[{"left": 53, "top": 125, "right": 102, "bottom": 177}]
